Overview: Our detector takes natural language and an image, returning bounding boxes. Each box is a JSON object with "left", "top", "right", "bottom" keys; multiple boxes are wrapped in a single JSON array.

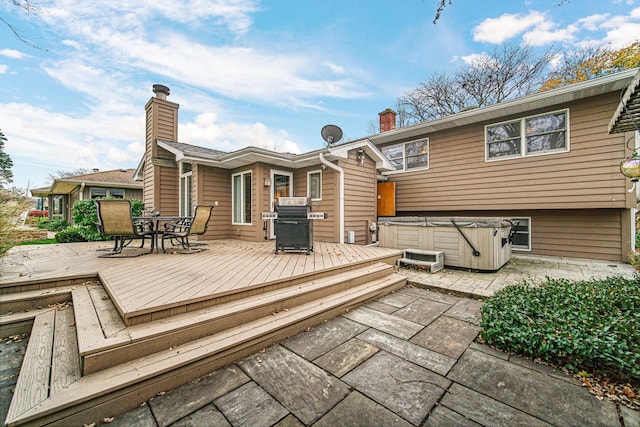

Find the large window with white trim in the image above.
[
  {"left": 382, "top": 138, "right": 429, "bottom": 172},
  {"left": 486, "top": 110, "right": 569, "bottom": 160},
  {"left": 232, "top": 170, "right": 252, "bottom": 225}
]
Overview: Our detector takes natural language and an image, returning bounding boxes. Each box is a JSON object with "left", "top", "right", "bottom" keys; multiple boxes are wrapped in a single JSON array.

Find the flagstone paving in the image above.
[{"left": 103, "top": 255, "right": 638, "bottom": 426}]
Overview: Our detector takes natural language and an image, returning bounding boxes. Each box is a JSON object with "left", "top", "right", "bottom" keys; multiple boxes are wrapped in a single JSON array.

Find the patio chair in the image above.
[
  {"left": 95, "top": 199, "right": 155, "bottom": 256},
  {"left": 161, "top": 205, "right": 214, "bottom": 252}
]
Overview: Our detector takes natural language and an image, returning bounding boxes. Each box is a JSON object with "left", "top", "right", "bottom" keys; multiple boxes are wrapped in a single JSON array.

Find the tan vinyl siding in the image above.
[
  {"left": 143, "top": 96, "right": 179, "bottom": 213},
  {"left": 293, "top": 166, "right": 338, "bottom": 242},
  {"left": 340, "top": 151, "right": 377, "bottom": 245},
  {"left": 386, "top": 93, "right": 630, "bottom": 212},
  {"left": 197, "top": 165, "right": 231, "bottom": 240},
  {"left": 399, "top": 209, "right": 627, "bottom": 262}
]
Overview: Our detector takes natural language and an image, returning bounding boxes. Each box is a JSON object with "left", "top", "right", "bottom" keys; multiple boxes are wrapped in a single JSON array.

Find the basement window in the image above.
[{"left": 511, "top": 217, "right": 531, "bottom": 251}]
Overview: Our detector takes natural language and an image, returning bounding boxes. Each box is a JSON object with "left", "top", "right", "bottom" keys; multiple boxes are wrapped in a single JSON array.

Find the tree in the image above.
[
  {"left": 0, "top": 130, "right": 14, "bottom": 187},
  {"left": 1, "top": 0, "right": 46, "bottom": 50},
  {"left": 398, "top": 43, "right": 555, "bottom": 124},
  {"left": 47, "top": 168, "right": 95, "bottom": 183},
  {"left": 432, "top": 0, "right": 571, "bottom": 23},
  {"left": 540, "top": 41, "right": 640, "bottom": 91}
]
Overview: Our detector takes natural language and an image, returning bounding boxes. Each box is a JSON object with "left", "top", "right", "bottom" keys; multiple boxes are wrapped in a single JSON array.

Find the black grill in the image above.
[{"left": 274, "top": 197, "right": 313, "bottom": 255}]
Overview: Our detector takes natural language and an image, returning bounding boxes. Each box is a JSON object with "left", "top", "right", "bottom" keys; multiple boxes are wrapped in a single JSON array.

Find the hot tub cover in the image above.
[{"left": 378, "top": 216, "right": 513, "bottom": 228}]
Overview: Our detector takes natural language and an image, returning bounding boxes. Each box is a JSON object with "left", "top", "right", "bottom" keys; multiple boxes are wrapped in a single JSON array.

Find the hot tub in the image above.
[{"left": 378, "top": 216, "right": 516, "bottom": 271}]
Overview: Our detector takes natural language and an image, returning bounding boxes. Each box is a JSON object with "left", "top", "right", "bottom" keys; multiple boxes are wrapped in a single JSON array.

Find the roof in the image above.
[
  {"left": 133, "top": 139, "right": 395, "bottom": 174},
  {"left": 367, "top": 68, "right": 639, "bottom": 145},
  {"left": 31, "top": 169, "right": 142, "bottom": 197},
  {"left": 609, "top": 68, "right": 640, "bottom": 134}
]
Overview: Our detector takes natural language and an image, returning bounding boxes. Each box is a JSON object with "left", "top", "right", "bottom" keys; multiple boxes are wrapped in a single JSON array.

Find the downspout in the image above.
[
  {"left": 319, "top": 153, "right": 344, "bottom": 244},
  {"left": 79, "top": 182, "right": 85, "bottom": 200}
]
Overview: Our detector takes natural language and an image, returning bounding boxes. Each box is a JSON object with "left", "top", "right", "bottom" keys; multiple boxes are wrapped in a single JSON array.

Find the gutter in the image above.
[{"left": 319, "top": 153, "right": 344, "bottom": 244}]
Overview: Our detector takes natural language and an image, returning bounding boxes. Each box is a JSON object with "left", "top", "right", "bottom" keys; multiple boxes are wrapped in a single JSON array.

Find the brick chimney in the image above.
[
  {"left": 378, "top": 108, "right": 396, "bottom": 133},
  {"left": 143, "top": 84, "right": 179, "bottom": 215}
]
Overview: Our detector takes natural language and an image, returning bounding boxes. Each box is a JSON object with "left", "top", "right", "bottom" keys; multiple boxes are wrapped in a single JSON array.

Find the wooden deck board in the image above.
[
  {"left": 87, "top": 285, "right": 126, "bottom": 338},
  {"left": 51, "top": 308, "right": 80, "bottom": 395},
  {"left": 1, "top": 240, "right": 402, "bottom": 326},
  {"left": 6, "top": 309, "right": 55, "bottom": 420}
]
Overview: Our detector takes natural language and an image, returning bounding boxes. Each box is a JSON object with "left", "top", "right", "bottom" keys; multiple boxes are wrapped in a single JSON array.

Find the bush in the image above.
[
  {"left": 44, "top": 218, "right": 69, "bottom": 231},
  {"left": 481, "top": 275, "right": 640, "bottom": 383},
  {"left": 54, "top": 228, "right": 88, "bottom": 243},
  {"left": 71, "top": 197, "right": 145, "bottom": 241}
]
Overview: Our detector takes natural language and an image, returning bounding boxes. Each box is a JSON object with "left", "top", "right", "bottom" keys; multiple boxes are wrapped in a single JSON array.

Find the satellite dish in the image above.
[{"left": 321, "top": 124, "right": 343, "bottom": 146}]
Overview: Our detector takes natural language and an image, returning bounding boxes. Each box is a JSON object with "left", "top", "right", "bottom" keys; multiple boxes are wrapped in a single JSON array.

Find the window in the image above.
[
  {"left": 486, "top": 110, "right": 569, "bottom": 160},
  {"left": 90, "top": 188, "right": 106, "bottom": 199},
  {"left": 382, "top": 139, "right": 429, "bottom": 172},
  {"left": 180, "top": 162, "right": 192, "bottom": 217},
  {"left": 232, "top": 171, "right": 252, "bottom": 224},
  {"left": 511, "top": 217, "right": 531, "bottom": 251},
  {"left": 109, "top": 189, "right": 124, "bottom": 198},
  {"left": 308, "top": 170, "right": 322, "bottom": 201}
]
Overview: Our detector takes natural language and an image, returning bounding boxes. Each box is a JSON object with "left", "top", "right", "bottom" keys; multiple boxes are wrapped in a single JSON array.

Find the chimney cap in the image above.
[
  {"left": 152, "top": 84, "right": 170, "bottom": 97},
  {"left": 378, "top": 108, "right": 396, "bottom": 116}
]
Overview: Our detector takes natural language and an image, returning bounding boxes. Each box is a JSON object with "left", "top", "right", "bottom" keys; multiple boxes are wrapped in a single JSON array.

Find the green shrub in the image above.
[
  {"left": 71, "top": 197, "right": 145, "bottom": 241},
  {"left": 55, "top": 228, "right": 87, "bottom": 243},
  {"left": 36, "top": 218, "right": 50, "bottom": 229},
  {"left": 44, "top": 218, "right": 69, "bottom": 231},
  {"left": 481, "top": 275, "right": 640, "bottom": 383}
]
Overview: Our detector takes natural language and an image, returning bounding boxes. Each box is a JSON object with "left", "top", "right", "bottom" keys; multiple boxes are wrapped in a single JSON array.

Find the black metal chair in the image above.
[
  {"left": 161, "top": 205, "right": 214, "bottom": 252},
  {"left": 95, "top": 199, "right": 155, "bottom": 256}
]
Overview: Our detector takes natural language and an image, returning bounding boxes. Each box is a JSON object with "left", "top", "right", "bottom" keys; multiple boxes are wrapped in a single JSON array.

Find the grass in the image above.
[
  {"left": 17, "top": 238, "right": 57, "bottom": 246},
  {"left": 481, "top": 275, "right": 640, "bottom": 384}
]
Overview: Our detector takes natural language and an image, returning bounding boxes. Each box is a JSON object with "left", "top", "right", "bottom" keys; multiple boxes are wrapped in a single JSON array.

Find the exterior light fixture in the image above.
[
  {"left": 620, "top": 138, "right": 640, "bottom": 180},
  {"left": 264, "top": 178, "right": 271, "bottom": 187}
]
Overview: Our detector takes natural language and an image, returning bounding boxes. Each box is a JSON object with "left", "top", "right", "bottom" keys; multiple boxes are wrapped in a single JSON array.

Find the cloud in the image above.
[
  {"left": 323, "top": 61, "right": 346, "bottom": 75},
  {"left": 0, "top": 65, "right": 7, "bottom": 74},
  {"left": 180, "top": 112, "right": 302, "bottom": 153},
  {"left": 0, "top": 49, "right": 28, "bottom": 59},
  {"left": 522, "top": 23, "right": 578, "bottom": 46},
  {"left": 473, "top": 11, "right": 547, "bottom": 44}
]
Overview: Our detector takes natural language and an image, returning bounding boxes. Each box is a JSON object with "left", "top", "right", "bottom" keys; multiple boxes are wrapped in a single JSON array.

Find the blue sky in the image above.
[{"left": 1, "top": 0, "right": 639, "bottom": 190}]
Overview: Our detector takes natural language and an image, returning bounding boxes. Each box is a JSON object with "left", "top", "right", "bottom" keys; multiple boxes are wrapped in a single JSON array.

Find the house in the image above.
[
  {"left": 30, "top": 169, "right": 143, "bottom": 223},
  {"left": 139, "top": 69, "right": 638, "bottom": 262}
]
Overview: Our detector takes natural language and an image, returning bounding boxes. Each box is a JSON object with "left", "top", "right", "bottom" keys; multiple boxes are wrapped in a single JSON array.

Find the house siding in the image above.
[
  {"left": 340, "top": 150, "right": 377, "bottom": 245},
  {"left": 196, "top": 165, "right": 231, "bottom": 240},
  {"left": 386, "top": 93, "right": 630, "bottom": 212},
  {"left": 379, "top": 92, "right": 634, "bottom": 262},
  {"left": 396, "top": 208, "right": 628, "bottom": 262},
  {"left": 144, "top": 96, "right": 179, "bottom": 214},
  {"left": 293, "top": 166, "right": 339, "bottom": 242}
]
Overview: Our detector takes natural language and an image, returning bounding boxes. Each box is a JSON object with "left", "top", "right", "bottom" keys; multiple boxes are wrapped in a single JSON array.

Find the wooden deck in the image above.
[
  {"left": 1, "top": 240, "right": 406, "bottom": 426},
  {"left": 1, "top": 240, "right": 402, "bottom": 326}
]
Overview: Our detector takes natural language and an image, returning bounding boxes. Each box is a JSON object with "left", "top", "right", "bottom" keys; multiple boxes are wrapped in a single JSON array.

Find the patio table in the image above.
[{"left": 133, "top": 216, "right": 192, "bottom": 253}]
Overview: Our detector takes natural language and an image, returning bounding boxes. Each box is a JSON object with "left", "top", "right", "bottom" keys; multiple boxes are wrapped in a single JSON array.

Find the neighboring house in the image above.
[
  {"left": 139, "top": 69, "right": 639, "bottom": 262},
  {"left": 30, "top": 169, "right": 143, "bottom": 223}
]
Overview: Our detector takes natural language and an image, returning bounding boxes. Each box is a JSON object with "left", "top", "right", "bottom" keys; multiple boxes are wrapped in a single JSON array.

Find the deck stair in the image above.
[
  {"left": 397, "top": 249, "right": 444, "bottom": 273},
  {"left": 2, "top": 261, "right": 405, "bottom": 426}
]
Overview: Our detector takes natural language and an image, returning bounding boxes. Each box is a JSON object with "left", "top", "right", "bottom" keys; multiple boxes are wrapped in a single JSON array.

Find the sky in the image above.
[{"left": 1, "top": 0, "right": 639, "bottom": 191}]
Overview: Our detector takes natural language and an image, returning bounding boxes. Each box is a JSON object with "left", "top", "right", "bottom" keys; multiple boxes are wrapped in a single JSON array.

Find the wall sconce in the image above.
[
  {"left": 620, "top": 138, "right": 640, "bottom": 180},
  {"left": 357, "top": 149, "right": 365, "bottom": 164},
  {"left": 264, "top": 178, "right": 271, "bottom": 187}
]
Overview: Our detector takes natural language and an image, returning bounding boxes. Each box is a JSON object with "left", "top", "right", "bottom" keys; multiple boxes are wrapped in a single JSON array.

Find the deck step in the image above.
[
  {"left": 5, "top": 306, "right": 81, "bottom": 425},
  {"left": 397, "top": 249, "right": 444, "bottom": 273},
  {"left": 79, "top": 262, "right": 396, "bottom": 374},
  {"left": 0, "top": 286, "right": 73, "bottom": 316},
  {"left": 5, "top": 272, "right": 406, "bottom": 427}
]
